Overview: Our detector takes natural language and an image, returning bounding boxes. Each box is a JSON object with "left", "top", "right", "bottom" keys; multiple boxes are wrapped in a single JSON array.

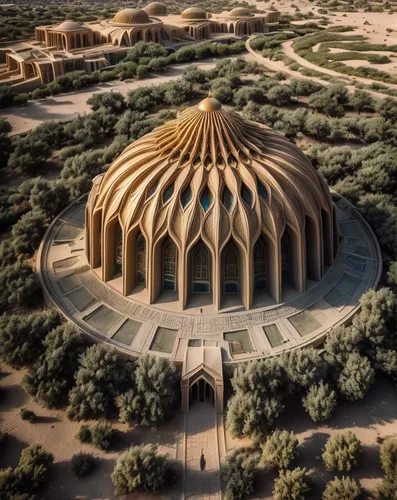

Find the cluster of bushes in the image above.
[
  {"left": 226, "top": 287, "right": 397, "bottom": 440},
  {"left": 0, "top": 85, "right": 28, "bottom": 109},
  {"left": 222, "top": 430, "right": 363, "bottom": 499},
  {"left": 29, "top": 40, "right": 246, "bottom": 100},
  {"left": 292, "top": 28, "right": 397, "bottom": 85},
  {"left": 77, "top": 421, "right": 118, "bottom": 451},
  {"left": 0, "top": 444, "right": 53, "bottom": 499}
]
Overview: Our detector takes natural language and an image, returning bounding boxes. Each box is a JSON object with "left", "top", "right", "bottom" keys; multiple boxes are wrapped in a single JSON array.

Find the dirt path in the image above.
[{"left": 0, "top": 55, "right": 255, "bottom": 136}]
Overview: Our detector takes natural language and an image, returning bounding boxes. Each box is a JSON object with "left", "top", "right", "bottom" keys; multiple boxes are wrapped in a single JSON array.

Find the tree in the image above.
[
  {"left": 322, "top": 476, "right": 361, "bottom": 500},
  {"left": 227, "top": 392, "right": 284, "bottom": 438},
  {"left": 377, "top": 97, "right": 397, "bottom": 121},
  {"left": 67, "top": 344, "right": 133, "bottom": 420},
  {"left": 87, "top": 91, "right": 126, "bottom": 113},
  {"left": 90, "top": 421, "right": 118, "bottom": 451},
  {"left": 302, "top": 381, "right": 337, "bottom": 422},
  {"left": 0, "top": 117, "right": 12, "bottom": 168},
  {"left": 23, "top": 324, "right": 87, "bottom": 408},
  {"left": 337, "top": 352, "right": 375, "bottom": 401},
  {"left": 308, "top": 85, "right": 349, "bottom": 117},
  {"left": 162, "top": 80, "right": 194, "bottom": 106},
  {"left": 322, "top": 432, "right": 362, "bottom": 472},
  {"left": 210, "top": 77, "right": 234, "bottom": 103},
  {"left": 61, "top": 150, "right": 106, "bottom": 199},
  {"left": 273, "top": 467, "right": 311, "bottom": 500},
  {"left": 380, "top": 438, "right": 397, "bottom": 481},
  {"left": 267, "top": 85, "right": 294, "bottom": 106},
  {"left": 261, "top": 429, "right": 298, "bottom": 470},
  {"left": 116, "top": 355, "right": 178, "bottom": 427},
  {"left": 289, "top": 78, "right": 324, "bottom": 96},
  {"left": 11, "top": 209, "right": 48, "bottom": 255},
  {"left": 324, "top": 326, "right": 363, "bottom": 366},
  {"left": 282, "top": 348, "right": 326, "bottom": 390},
  {"left": 111, "top": 444, "right": 169, "bottom": 494},
  {"left": 349, "top": 89, "right": 374, "bottom": 113},
  {"left": 222, "top": 449, "right": 260, "bottom": 500},
  {"left": 0, "top": 310, "right": 61, "bottom": 368},
  {"left": 378, "top": 478, "right": 397, "bottom": 500},
  {"left": 29, "top": 178, "right": 70, "bottom": 217},
  {"left": 20, "top": 408, "right": 36, "bottom": 422},
  {"left": 0, "top": 262, "right": 42, "bottom": 310},
  {"left": 71, "top": 453, "right": 96, "bottom": 478}
]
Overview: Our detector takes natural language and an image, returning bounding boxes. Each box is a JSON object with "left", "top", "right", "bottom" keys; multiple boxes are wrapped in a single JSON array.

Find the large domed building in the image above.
[
  {"left": 39, "top": 94, "right": 381, "bottom": 365},
  {"left": 85, "top": 96, "right": 337, "bottom": 311}
]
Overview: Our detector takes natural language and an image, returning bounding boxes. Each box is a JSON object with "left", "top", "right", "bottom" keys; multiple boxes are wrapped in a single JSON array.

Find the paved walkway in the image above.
[{"left": 185, "top": 401, "right": 221, "bottom": 500}]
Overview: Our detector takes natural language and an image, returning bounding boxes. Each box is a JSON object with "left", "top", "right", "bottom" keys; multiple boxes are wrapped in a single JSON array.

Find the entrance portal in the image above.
[{"left": 190, "top": 378, "right": 214, "bottom": 407}]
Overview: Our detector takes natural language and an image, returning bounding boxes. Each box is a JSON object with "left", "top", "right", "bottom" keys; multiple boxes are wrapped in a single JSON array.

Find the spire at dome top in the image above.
[{"left": 198, "top": 94, "right": 222, "bottom": 112}]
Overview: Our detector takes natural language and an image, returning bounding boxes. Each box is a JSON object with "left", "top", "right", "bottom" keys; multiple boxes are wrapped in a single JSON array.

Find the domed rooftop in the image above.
[
  {"left": 144, "top": 2, "right": 168, "bottom": 16},
  {"left": 181, "top": 7, "right": 208, "bottom": 20},
  {"left": 228, "top": 7, "right": 252, "bottom": 18},
  {"left": 86, "top": 95, "right": 336, "bottom": 309},
  {"left": 112, "top": 8, "right": 150, "bottom": 25},
  {"left": 54, "top": 20, "right": 88, "bottom": 31}
]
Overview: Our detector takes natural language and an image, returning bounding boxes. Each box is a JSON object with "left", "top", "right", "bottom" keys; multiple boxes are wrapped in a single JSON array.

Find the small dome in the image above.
[
  {"left": 228, "top": 7, "right": 252, "bottom": 18},
  {"left": 54, "top": 20, "right": 88, "bottom": 31},
  {"left": 181, "top": 7, "right": 207, "bottom": 20},
  {"left": 112, "top": 8, "right": 150, "bottom": 25},
  {"left": 198, "top": 94, "right": 222, "bottom": 112},
  {"left": 144, "top": 2, "right": 167, "bottom": 16}
]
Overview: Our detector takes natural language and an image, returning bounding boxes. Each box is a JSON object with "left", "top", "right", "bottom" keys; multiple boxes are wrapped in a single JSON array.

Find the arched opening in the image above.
[
  {"left": 281, "top": 225, "right": 301, "bottom": 297},
  {"left": 305, "top": 215, "right": 320, "bottom": 281},
  {"left": 114, "top": 221, "right": 123, "bottom": 279},
  {"left": 223, "top": 240, "right": 239, "bottom": 294},
  {"left": 191, "top": 240, "right": 211, "bottom": 293},
  {"left": 136, "top": 232, "right": 146, "bottom": 286},
  {"left": 189, "top": 378, "right": 214, "bottom": 407},
  {"left": 147, "top": 31, "right": 153, "bottom": 42},
  {"left": 333, "top": 207, "right": 339, "bottom": 258},
  {"left": 163, "top": 238, "right": 177, "bottom": 291},
  {"left": 321, "top": 209, "right": 332, "bottom": 266},
  {"left": 254, "top": 237, "right": 267, "bottom": 290},
  {"left": 243, "top": 23, "right": 248, "bottom": 35}
]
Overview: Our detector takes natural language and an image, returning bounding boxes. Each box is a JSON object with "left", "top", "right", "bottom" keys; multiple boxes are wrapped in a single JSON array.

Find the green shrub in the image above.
[
  {"left": 322, "top": 476, "right": 361, "bottom": 499},
  {"left": 222, "top": 449, "right": 260, "bottom": 500},
  {"left": 20, "top": 408, "right": 36, "bottom": 422},
  {"left": 302, "top": 381, "right": 337, "bottom": 422},
  {"left": 322, "top": 432, "right": 362, "bottom": 472},
  {"left": 380, "top": 438, "right": 397, "bottom": 482},
  {"left": 273, "top": 467, "right": 311, "bottom": 500},
  {"left": 261, "top": 429, "right": 298, "bottom": 470},
  {"left": 90, "top": 421, "right": 118, "bottom": 451},
  {"left": 77, "top": 424, "right": 92, "bottom": 443},
  {"left": 71, "top": 453, "right": 96, "bottom": 478}
]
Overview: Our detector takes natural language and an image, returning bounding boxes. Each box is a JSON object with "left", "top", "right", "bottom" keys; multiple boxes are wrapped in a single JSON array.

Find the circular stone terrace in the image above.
[{"left": 38, "top": 193, "right": 381, "bottom": 365}]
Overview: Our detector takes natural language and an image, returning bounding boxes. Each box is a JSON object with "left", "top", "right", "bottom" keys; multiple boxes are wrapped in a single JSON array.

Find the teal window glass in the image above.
[
  {"left": 241, "top": 185, "right": 252, "bottom": 207},
  {"left": 163, "top": 183, "right": 174, "bottom": 203},
  {"left": 200, "top": 186, "right": 213, "bottom": 212},
  {"left": 257, "top": 180, "right": 268, "bottom": 200},
  {"left": 181, "top": 185, "right": 192, "bottom": 208},
  {"left": 222, "top": 186, "right": 233, "bottom": 211}
]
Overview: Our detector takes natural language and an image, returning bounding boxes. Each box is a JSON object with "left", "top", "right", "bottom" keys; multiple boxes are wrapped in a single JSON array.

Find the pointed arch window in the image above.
[
  {"left": 200, "top": 186, "right": 213, "bottom": 212},
  {"left": 192, "top": 240, "right": 210, "bottom": 293},
  {"left": 163, "top": 183, "right": 174, "bottom": 204},
  {"left": 136, "top": 233, "right": 146, "bottom": 285},
  {"left": 181, "top": 185, "right": 192, "bottom": 208},
  {"left": 241, "top": 184, "right": 252, "bottom": 207},
  {"left": 146, "top": 180, "right": 158, "bottom": 200},
  {"left": 254, "top": 239, "right": 267, "bottom": 290},
  {"left": 223, "top": 241, "right": 239, "bottom": 293},
  {"left": 281, "top": 230, "right": 290, "bottom": 282},
  {"left": 163, "top": 238, "right": 177, "bottom": 290},
  {"left": 115, "top": 222, "right": 122, "bottom": 277},
  {"left": 257, "top": 179, "right": 268, "bottom": 200},
  {"left": 222, "top": 186, "right": 234, "bottom": 211}
]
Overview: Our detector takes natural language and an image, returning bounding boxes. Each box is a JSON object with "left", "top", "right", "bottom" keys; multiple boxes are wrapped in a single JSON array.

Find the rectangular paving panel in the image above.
[
  {"left": 188, "top": 339, "right": 202, "bottom": 347},
  {"left": 289, "top": 310, "right": 322, "bottom": 337},
  {"left": 58, "top": 274, "right": 81, "bottom": 294},
  {"left": 55, "top": 223, "right": 82, "bottom": 242},
  {"left": 324, "top": 287, "right": 351, "bottom": 311},
  {"left": 66, "top": 287, "right": 96, "bottom": 312},
  {"left": 339, "top": 222, "right": 363, "bottom": 238},
  {"left": 343, "top": 254, "right": 367, "bottom": 273},
  {"left": 224, "top": 330, "right": 253, "bottom": 355},
  {"left": 112, "top": 318, "right": 142, "bottom": 346},
  {"left": 150, "top": 327, "right": 178, "bottom": 354},
  {"left": 53, "top": 256, "right": 81, "bottom": 273},
  {"left": 336, "top": 273, "right": 362, "bottom": 297},
  {"left": 84, "top": 305, "right": 122, "bottom": 334},
  {"left": 263, "top": 324, "right": 284, "bottom": 348}
]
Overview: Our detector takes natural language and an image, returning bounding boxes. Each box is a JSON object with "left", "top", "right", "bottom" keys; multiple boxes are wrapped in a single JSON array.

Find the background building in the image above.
[{"left": 0, "top": 5, "right": 279, "bottom": 90}]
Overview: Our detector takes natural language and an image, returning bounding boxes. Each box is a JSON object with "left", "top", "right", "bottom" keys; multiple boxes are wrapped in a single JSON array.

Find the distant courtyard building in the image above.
[
  {"left": 39, "top": 95, "right": 382, "bottom": 411},
  {"left": 0, "top": 4, "right": 280, "bottom": 90}
]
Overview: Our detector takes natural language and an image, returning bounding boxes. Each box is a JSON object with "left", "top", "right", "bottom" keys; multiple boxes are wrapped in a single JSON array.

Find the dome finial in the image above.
[{"left": 198, "top": 93, "right": 221, "bottom": 112}]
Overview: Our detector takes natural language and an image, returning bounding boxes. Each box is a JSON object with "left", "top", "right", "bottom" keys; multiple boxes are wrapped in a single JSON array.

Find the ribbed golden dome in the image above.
[
  {"left": 144, "top": 2, "right": 167, "bottom": 16},
  {"left": 112, "top": 8, "right": 150, "bottom": 25},
  {"left": 181, "top": 7, "right": 207, "bottom": 20},
  {"left": 228, "top": 7, "right": 252, "bottom": 18}
]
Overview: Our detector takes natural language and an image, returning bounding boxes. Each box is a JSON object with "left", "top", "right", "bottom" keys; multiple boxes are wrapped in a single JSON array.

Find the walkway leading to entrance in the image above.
[{"left": 185, "top": 401, "right": 221, "bottom": 500}]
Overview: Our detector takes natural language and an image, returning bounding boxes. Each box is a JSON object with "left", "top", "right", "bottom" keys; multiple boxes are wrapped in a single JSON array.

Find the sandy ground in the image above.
[
  {"left": 0, "top": 364, "right": 182, "bottom": 500},
  {"left": 226, "top": 376, "right": 397, "bottom": 499},
  {"left": 0, "top": 56, "right": 254, "bottom": 136}
]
